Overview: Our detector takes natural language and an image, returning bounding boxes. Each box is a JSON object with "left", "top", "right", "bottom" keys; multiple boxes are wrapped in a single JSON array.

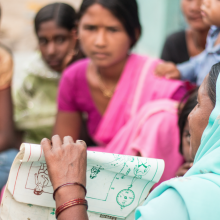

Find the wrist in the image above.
[{"left": 55, "top": 185, "right": 86, "bottom": 207}]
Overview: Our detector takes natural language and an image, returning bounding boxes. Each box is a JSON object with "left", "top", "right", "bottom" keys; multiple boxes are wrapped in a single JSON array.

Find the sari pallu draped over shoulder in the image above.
[
  {"left": 88, "top": 54, "right": 187, "bottom": 184},
  {"left": 136, "top": 74, "right": 220, "bottom": 220}
]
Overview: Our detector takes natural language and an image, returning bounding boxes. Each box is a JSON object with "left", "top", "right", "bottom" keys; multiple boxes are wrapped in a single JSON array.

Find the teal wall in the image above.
[{"left": 133, "top": 0, "right": 186, "bottom": 58}]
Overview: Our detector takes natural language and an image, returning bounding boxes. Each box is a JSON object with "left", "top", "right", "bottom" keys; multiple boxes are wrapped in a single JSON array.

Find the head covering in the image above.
[{"left": 136, "top": 74, "right": 220, "bottom": 219}]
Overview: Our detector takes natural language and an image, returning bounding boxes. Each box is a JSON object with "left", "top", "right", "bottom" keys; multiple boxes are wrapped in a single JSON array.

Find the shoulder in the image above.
[
  {"left": 59, "top": 58, "right": 89, "bottom": 93},
  {"left": 206, "top": 25, "right": 220, "bottom": 45},
  {"left": 136, "top": 188, "right": 188, "bottom": 220},
  {"left": 130, "top": 53, "right": 161, "bottom": 67},
  {"left": 23, "top": 52, "right": 60, "bottom": 79},
  {"left": 0, "top": 44, "right": 12, "bottom": 55},
  {"left": 0, "top": 45, "right": 13, "bottom": 90},
  {"left": 62, "top": 58, "right": 89, "bottom": 81},
  {"left": 0, "top": 44, "right": 13, "bottom": 67}
]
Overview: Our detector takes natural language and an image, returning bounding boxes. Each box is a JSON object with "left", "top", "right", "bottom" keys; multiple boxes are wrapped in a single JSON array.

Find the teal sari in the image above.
[{"left": 135, "top": 74, "right": 220, "bottom": 220}]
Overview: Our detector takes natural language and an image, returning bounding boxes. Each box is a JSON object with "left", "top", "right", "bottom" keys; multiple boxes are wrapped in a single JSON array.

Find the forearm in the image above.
[
  {"left": 0, "top": 87, "right": 15, "bottom": 152},
  {"left": 42, "top": 137, "right": 88, "bottom": 219},
  {"left": 55, "top": 185, "right": 88, "bottom": 220},
  {"left": 0, "top": 132, "right": 15, "bottom": 152},
  {"left": 53, "top": 112, "right": 82, "bottom": 141}
]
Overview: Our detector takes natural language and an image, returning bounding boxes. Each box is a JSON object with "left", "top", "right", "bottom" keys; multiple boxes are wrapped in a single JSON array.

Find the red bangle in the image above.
[
  {"left": 53, "top": 182, "right": 87, "bottom": 200},
  {"left": 56, "top": 198, "right": 88, "bottom": 218}
]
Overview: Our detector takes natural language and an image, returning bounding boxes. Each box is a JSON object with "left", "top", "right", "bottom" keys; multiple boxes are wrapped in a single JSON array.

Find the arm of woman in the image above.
[
  {"left": 53, "top": 111, "right": 81, "bottom": 141},
  {"left": 54, "top": 64, "right": 83, "bottom": 141},
  {"left": 41, "top": 135, "right": 88, "bottom": 220},
  {"left": 0, "top": 87, "right": 15, "bottom": 152}
]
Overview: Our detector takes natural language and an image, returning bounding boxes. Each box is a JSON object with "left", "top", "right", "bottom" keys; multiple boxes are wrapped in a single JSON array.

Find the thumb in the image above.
[{"left": 165, "top": 71, "right": 180, "bottom": 79}]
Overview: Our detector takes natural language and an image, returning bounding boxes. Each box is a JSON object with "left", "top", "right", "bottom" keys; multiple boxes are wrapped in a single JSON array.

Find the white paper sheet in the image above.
[{"left": 1, "top": 143, "right": 164, "bottom": 219}]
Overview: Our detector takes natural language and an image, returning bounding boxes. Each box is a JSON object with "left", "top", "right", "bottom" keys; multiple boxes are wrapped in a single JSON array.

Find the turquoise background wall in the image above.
[{"left": 133, "top": 0, "right": 186, "bottom": 58}]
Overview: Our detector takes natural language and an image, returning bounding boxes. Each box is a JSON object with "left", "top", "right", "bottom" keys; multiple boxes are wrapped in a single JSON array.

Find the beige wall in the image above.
[{"left": 0, "top": 0, "right": 82, "bottom": 52}]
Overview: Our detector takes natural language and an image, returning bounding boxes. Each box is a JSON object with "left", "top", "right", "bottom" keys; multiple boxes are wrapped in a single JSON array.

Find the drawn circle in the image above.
[{"left": 116, "top": 189, "right": 135, "bottom": 208}]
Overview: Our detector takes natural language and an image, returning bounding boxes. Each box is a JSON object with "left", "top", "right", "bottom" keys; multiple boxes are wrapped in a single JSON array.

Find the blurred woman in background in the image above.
[
  {"left": 54, "top": 0, "right": 188, "bottom": 184},
  {"left": 161, "top": 0, "right": 209, "bottom": 64},
  {"left": 14, "top": 3, "right": 82, "bottom": 144}
]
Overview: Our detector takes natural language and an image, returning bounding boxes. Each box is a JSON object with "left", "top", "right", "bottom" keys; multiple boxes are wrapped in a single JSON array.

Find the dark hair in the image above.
[
  {"left": 178, "top": 88, "right": 198, "bottom": 154},
  {"left": 78, "top": 0, "right": 142, "bottom": 47},
  {"left": 34, "top": 3, "right": 76, "bottom": 34},
  {"left": 208, "top": 62, "right": 220, "bottom": 106}
]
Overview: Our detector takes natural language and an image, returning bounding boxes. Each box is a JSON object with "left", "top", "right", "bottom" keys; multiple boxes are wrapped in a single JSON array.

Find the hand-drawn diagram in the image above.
[
  {"left": 87, "top": 153, "right": 151, "bottom": 209},
  {"left": 90, "top": 166, "right": 104, "bottom": 179},
  {"left": 7, "top": 144, "right": 164, "bottom": 219},
  {"left": 116, "top": 189, "right": 135, "bottom": 209},
  {"left": 25, "top": 162, "right": 52, "bottom": 195}
]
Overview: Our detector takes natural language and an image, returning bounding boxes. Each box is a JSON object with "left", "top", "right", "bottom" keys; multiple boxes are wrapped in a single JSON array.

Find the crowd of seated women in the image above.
[{"left": 1, "top": 0, "right": 220, "bottom": 219}]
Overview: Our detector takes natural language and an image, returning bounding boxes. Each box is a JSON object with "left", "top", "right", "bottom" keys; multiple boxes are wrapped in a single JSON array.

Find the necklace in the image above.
[{"left": 97, "top": 72, "right": 116, "bottom": 99}]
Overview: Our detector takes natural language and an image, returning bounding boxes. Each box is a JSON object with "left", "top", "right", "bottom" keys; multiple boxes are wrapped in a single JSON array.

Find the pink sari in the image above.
[{"left": 89, "top": 54, "right": 186, "bottom": 184}]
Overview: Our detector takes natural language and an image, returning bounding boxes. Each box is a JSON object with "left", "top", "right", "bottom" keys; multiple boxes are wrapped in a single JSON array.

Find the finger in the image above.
[
  {"left": 165, "top": 72, "right": 179, "bottom": 79},
  {"left": 41, "top": 138, "right": 52, "bottom": 155},
  {"left": 63, "top": 136, "right": 74, "bottom": 145},
  {"left": 51, "top": 135, "right": 63, "bottom": 150},
  {"left": 176, "top": 169, "right": 188, "bottom": 177},
  {"left": 155, "top": 67, "right": 161, "bottom": 75},
  {"left": 179, "top": 170, "right": 188, "bottom": 176},
  {"left": 76, "top": 140, "right": 87, "bottom": 148},
  {"left": 182, "top": 163, "right": 193, "bottom": 169},
  {"left": 155, "top": 71, "right": 164, "bottom": 76}
]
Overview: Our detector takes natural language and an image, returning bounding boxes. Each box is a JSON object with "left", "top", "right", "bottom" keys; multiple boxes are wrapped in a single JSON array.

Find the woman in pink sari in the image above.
[{"left": 54, "top": 0, "right": 187, "bottom": 183}]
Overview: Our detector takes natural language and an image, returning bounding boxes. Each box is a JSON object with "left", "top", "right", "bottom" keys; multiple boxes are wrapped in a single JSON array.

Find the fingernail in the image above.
[
  {"left": 190, "top": 163, "right": 193, "bottom": 167},
  {"left": 76, "top": 140, "right": 87, "bottom": 146},
  {"left": 76, "top": 140, "right": 85, "bottom": 143},
  {"left": 41, "top": 138, "right": 49, "bottom": 143}
]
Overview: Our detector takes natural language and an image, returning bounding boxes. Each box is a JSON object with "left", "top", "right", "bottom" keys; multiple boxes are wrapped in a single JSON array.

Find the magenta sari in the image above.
[{"left": 89, "top": 54, "right": 186, "bottom": 184}]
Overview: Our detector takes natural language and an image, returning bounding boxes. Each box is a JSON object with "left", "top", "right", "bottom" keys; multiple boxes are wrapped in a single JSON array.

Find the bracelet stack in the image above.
[
  {"left": 56, "top": 198, "right": 88, "bottom": 218},
  {"left": 54, "top": 182, "right": 88, "bottom": 219}
]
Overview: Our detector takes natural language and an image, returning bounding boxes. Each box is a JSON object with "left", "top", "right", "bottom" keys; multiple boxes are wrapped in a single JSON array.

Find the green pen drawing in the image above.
[
  {"left": 87, "top": 153, "right": 152, "bottom": 209},
  {"left": 116, "top": 189, "right": 135, "bottom": 209},
  {"left": 50, "top": 208, "right": 55, "bottom": 215}
]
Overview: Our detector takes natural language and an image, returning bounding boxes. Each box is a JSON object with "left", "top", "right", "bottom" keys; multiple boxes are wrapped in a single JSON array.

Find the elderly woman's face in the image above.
[{"left": 188, "top": 75, "right": 214, "bottom": 159}]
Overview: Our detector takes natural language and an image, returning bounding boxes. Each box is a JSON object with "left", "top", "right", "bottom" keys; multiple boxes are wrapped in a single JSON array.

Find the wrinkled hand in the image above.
[
  {"left": 176, "top": 162, "right": 193, "bottom": 177},
  {"left": 155, "top": 62, "right": 181, "bottom": 79},
  {"left": 41, "top": 135, "right": 87, "bottom": 190}
]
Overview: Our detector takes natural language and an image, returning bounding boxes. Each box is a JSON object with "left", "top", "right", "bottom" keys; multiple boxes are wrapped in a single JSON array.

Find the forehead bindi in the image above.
[{"left": 80, "top": 4, "right": 123, "bottom": 28}]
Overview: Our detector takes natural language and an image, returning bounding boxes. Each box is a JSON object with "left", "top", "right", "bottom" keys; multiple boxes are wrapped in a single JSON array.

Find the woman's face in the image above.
[
  {"left": 37, "top": 20, "right": 76, "bottom": 72},
  {"left": 188, "top": 75, "right": 214, "bottom": 159},
  {"left": 181, "top": 0, "right": 210, "bottom": 31},
  {"left": 78, "top": 4, "right": 131, "bottom": 68},
  {"left": 201, "top": 0, "right": 220, "bottom": 26}
]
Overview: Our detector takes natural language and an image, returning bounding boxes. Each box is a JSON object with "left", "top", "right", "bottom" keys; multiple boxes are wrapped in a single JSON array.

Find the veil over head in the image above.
[{"left": 136, "top": 73, "right": 220, "bottom": 220}]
